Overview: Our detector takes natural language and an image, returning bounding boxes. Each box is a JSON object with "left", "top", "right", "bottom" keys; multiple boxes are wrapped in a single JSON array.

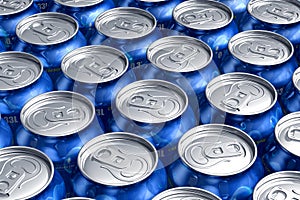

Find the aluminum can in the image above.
[
  {"left": 89, "top": 7, "right": 162, "bottom": 69},
  {"left": 153, "top": 187, "right": 221, "bottom": 200},
  {"left": 144, "top": 35, "right": 220, "bottom": 111},
  {"left": 253, "top": 171, "right": 300, "bottom": 199},
  {"left": 216, "top": 0, "right": 250, "bottom": 23},
  {"left": 280, "top": 67, "right": 300, "bottom": 114},
  {"left": 220, "top": 30, "right": 298, "bottom": 94},
  {"left": 110, "top": 79, "right": 197, "bottom": 166},
  {"left": 263, "top": 112, "right": 300, "bottom": 173},
  {"left": 48, "top": 0, "right": 115, "bottom": 37},
  {"left": 0, "top": 115, "right": 13, "bottom": 148},
  {"left": 117, "top": 0, "right": 183, "bottom": 30},
  {"left": 168, "top": 124, "right": 264, "bottom": 200},
  {"left": 172, "top": 0, "right": 238, "bottom": 65},
  {"left": 199, "top": 73, "right": 283, "bottom": 154},
  {"left": 0, "top": 52, "right": 53, "bottom": 131},
  {"left": 239, "top": 0, "right": 300, "bottom": 60},
  {"left": 0, "top": 146, "right": 66, "bottom": 199},
  {"left": 15, "top": 91, "right": 104, "bottom": 197},
  {"left": 72, "top": 132, "right": 168, "bottom": 200},
  {"left": 34, "top": 0, "right": 51, "bottom": 11},
  {"left": 0, "top": 0, "right": 40, "bottom": 50},
  {"left": 56, "top": 45, "right": 135, "bottom": 131},
  {"left": 0, "top": 40, "right": 5, "bottom": 52},
  {"left": 13, "top": 12, "right": 87, "bottom": 82}
]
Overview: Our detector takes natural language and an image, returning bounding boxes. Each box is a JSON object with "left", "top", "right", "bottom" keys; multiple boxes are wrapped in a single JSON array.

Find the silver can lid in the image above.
[
  {"left": 62, "top": 45, "right": 128, "bottom": 84},
  {"left": 0, "top": 146, "right": 54, "bottom": 200},
  {"left": 253, "top": 171, "right": 300, "bottom": 199},
  {"left": 147, "top": 36, "right": 213, "bottom": 73},
  {"left": 0, "top": 52, "right": 42, "bottom": 91},
  {"left": 116, "top": 79, "right": 188, "bottom": 124},
  {"left": 248, "top": 0, "right": 300, "bottom": 25},
  {"left": 20, "top": 91, "right": 95, "bottom": 137},
  {"left": 275, "top": 112, "right": 300, "bottom": 157},
  {"left": 16, "top": 12, "right": 79, "bottom": 46},
  {"left": 153, "top": 187, "right": 221, "bottom": 200},
  {"left": 77, "top": 132, "right": 158, "bottom": 186},
  {"left": 173, "top": 0, "right": 233, "bottom": 30},
  {"left": 228, "top": 30, "right": 293, "bottom": 66},
  {"left": 55, "top": 0, "right": 103, "bottom": 7},
  {"left": 179, "top": 124, "right": 257, "bottom": 176},
  {"left": 95, "top": 7, "right": 157, "bottom": 40},
  {"left": 206, "top": 72, "right": 277, "bottom": 115},
  {"left": 293, "top": 67, "right": 300, "bottom": 92},
  {"left": 0, "top": 0, "right": 33, "bottom": 16}
]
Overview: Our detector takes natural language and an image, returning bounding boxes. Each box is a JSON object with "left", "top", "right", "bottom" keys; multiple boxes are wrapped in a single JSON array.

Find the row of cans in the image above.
[
  {"left": 1, "top": 0, "right": 300, "bottom": 199},
  {"left": 3, "top": 121, "right": 300, "bottom": 199}
]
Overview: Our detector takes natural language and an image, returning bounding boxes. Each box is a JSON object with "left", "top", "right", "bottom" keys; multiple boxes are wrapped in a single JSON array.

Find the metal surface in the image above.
[
  {"left": 62, "top": 45, "right": 128, "bottom": 84},
  {"left": 20, "top": 91, "right": 95, "bottom": 137},
  {"left": 248, "top": 0, "right": 300, "bottom": 25},
  {"left": 95, "top": 7, "right": 156, "bottom": 39},
  {"left": 0, "top": 0, "right": 32, "bottom": 16},
  {"left": 116, "top": 79, "right": 188, "bottom": 124},
  {"left": 253, "top": 171, "right": 300, "bottom": 199},
  {"left": 173, "top": 0, "right": 233, "bottom": 30},
  {"left": 78, "top": 132, "right": 158, "bottom": 186},
  {"left": 0, "top": 146, "right": 54, "bottom": 200},
  {"left": 0, "top": 52, "right": 42, "bottom": 90},
  {"left": 206, "top": 72, "right": 277, "bottom": 115},
  {"left": 55, "top": 0, "right": 104, "bottom": 7},
  {"left": 178, "top": 124, "right": 257, "bottom": 176},
  {"left": 153, "top": 187, "right": 221, "bottom": 200},
  {"left": 147, "top": 36, "right": 213, "bottom": 73},
  {"left": 275, "top": 112, "right": 300, "bottom": 157},
  {"left": 228, "top": 30, "right": 293, "bottom": 66},
  {"left": 16, "top": 12, "right": 79, "bottom": 46}
]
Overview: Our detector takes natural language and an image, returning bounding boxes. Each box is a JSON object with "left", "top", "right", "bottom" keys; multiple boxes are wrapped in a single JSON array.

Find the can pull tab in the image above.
[
  {"left": 79, "top": 56, "right": 118, "bottom": 79},
  {"left": 182, "top": 9, "right": 215, "bottom": 25},
  {"left": 267, "top": 186, "right": 300, "bottom": 200},
  {"left": 287, "top": 126, "right": 300, "bottom": 141},
  {"left": 169, "top": 45, "right": 198, "bottom": 63},
  {"left": 44, "top": 106, "right": 81, "bottom": 122},
  {"left": 266, "top": 4, "right": 295, "bottom": 21},
  {"left": 204, "top": 142, "right": 243, "bottom": 158},
  {"left": 114, "top": 18, "right": 146, "bottom": 33},
  {"left": 222, "top": 81, "right": 264, "bottom": 111},
  {"left": 91, "top": 146, "right": 148, "bottom": 182},
  {"left": 0, "top": 157, "right": 41, "bottom": 197},
  {"left": 248, "top": 42, "right": 280, "bottom": 59},
  {"left": 0, "top": 0, "right": 24, "bottom": 11},
  {"left": 0, "top": 65, "right": 23, "bottom": 80},
  {"left": 129, "top": 93, "right": 163, "bottom": 110}
]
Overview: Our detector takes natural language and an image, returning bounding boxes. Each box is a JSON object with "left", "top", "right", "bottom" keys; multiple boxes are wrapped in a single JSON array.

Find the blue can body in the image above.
[
  {"left": 0, "top": 116, "right": 13, "bottom": 148},
  {"left": 117, "top": 0, "right": 183, "bottom": 30},
  {"left": 73, "top": 161, "right": 167, "bottom": 200},
  {"left": 16, "top": 116, "right": 104, "bottom": 197},
  {"left": 14, "top": 34, "right": 87, "bottom": 82},
  {"left": 168, "top": 157, "right": 264, "bottom": 200},
  {"left": 200, "top": 98, "right": 283, "bottom": 147},
  {"left": 33, "top": 169, "right": 66, "bottom": 200},
  {"left": 34, "top": 0, "right": 52, "bottom": 12},
  {"left": 0, "top": 1, "right": 40, "bottom": 50},
  {"left": 0, "top": 71, "right": 53, "bottom": 131},
  {"left": 48, "top": 0, "right": 115, "bottom": 37},
  {"left": 217, "top": 0, "right": 249, "bottom": 23},
  {"left": 263, "top": 134, "right": 300, "bottom": 173},
  {"left": 0, "top": 40, "right": 5, "bottom": 52},
  {"left": 280, "top": 68, "right": 300, "bottom": 114},
  {"left": 220, "top": 53, "right": 298, "bottom": 92},
  {"left": 89, "top": 28, "right": 162, "bottom": 68}
]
